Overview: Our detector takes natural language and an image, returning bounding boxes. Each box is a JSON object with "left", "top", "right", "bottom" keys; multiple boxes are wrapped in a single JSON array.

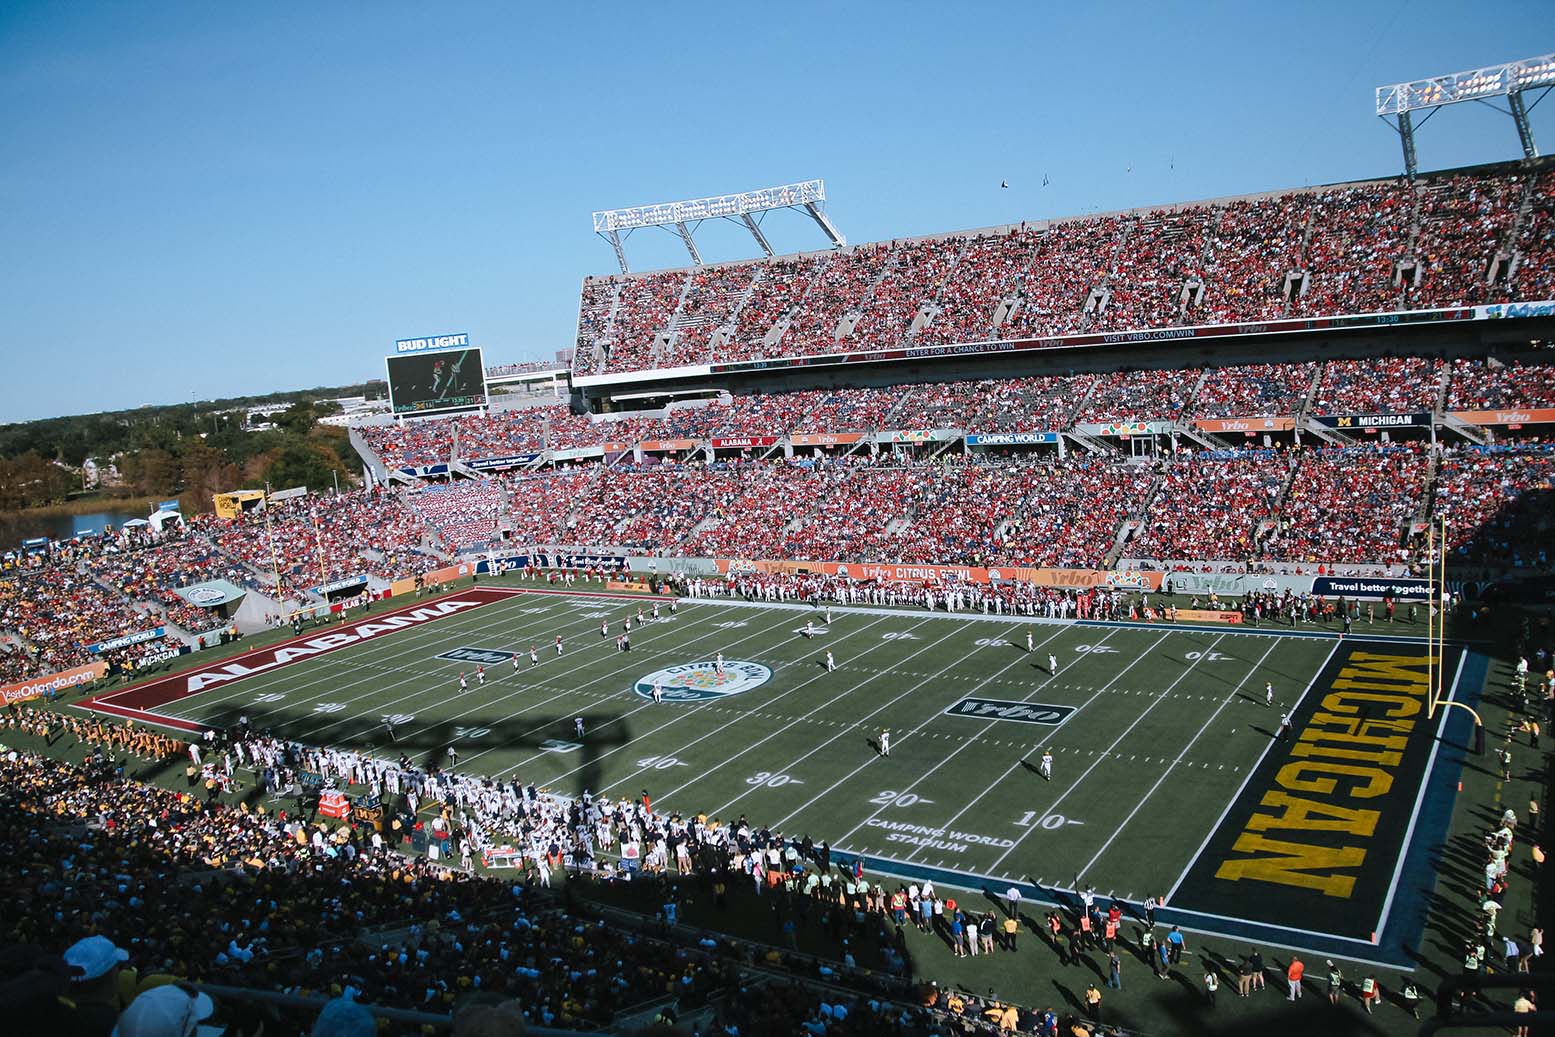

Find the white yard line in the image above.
[
  {"left": 163, "top": 593, "right": 558, "bottom": 720},
  {"left": 730, "top": 624, "right": 1080, "bottom": 826},
  {"left": 660, "top": 620, "right": 1074, "bottom": 814},
  {"left": 1164, "top": 639, "right": 1342, "bottom": 902},
  {"left": 446, "top": 606, "right": 825, "bottom": 771},
  {"left": 982, "top": 634, "right": 1227, "bottom": 872},
  {"left": 787, "top": 629, "right": 1133, "bottom": 837},
  {"left": 1072, "top": 638, "right": 1281, "bottom": 884},
  {"left": 525, "top": 613, "right": 915, "bottom": 789}
]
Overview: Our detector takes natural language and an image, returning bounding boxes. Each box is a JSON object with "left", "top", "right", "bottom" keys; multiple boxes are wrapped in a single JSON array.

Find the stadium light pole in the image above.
[
  {"left": 591, "top": 180, "right": 845, "bottom": 274},
  {"left": 1376, "top": 54, "right": 1555, "bottom": 179}
]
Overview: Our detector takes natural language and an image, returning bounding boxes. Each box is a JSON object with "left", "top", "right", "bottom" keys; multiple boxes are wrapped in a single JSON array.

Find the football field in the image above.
[{"left": 77, "top": 582, "right": 1479, "bottom": 966}]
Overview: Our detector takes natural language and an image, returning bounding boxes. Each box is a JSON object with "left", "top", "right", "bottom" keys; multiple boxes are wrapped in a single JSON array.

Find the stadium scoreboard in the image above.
[{"left": 385, "top": 347, "right": 487, "bottom": 414}]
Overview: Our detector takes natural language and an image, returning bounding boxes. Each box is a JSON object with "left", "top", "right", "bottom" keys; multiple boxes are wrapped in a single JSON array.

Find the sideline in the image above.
[{"left": 683, "top": 594, "right": 1481, "bottom": 645}]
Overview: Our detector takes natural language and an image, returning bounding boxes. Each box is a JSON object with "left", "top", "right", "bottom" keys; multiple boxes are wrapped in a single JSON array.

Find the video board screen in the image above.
[{"left": 385, "top": 348, "right": 487, "bottom": 414}]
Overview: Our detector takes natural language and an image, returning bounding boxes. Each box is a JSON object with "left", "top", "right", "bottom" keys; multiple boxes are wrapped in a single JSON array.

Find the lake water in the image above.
[{"left": 1, "top": 509, "right": 151, "bottom": 545}]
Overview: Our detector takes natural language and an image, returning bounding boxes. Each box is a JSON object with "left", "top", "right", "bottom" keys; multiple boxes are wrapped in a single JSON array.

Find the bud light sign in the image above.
[{"left": 396, "top": 332, "right": 470, "bottom": 354}]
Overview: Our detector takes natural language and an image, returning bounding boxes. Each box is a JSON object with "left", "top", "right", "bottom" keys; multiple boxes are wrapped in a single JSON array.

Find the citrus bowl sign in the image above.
[{"left": 633, "top": 660, "right": 771, "bottom": 702}]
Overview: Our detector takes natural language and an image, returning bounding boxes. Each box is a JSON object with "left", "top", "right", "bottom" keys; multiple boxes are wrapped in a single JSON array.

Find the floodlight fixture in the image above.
[
  {"left": 1376, "top": 53, "right": 1554, "bottom": 178},
  {"left": 590, "top": 179, "right": 844, "bottom": 273}
]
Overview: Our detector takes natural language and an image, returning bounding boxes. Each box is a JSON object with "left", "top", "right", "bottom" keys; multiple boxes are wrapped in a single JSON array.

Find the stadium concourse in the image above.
[{"left": 5, "top": 166, "right": 1555, "bottom": 1037}]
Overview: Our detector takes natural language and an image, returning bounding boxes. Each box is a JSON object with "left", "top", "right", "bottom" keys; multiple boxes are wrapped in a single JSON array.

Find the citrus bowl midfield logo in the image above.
[{"left": 633, "top": 660, "right": 771, "bottom": 702}]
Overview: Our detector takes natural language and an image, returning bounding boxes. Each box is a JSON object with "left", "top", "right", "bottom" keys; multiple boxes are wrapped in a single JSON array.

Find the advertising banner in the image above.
[
  {"left": 1311, "top": 412, "right": 1431, "bottom": 429},
  {"left": 1174, "top": 609, "right": 1245, "bottom": 624},
  {"left": 87, "top": 627, "right": 166, "bottom": 655},
  {"left": 466, "top": 454, "right": 540, "bottom": 470},
  {"left": 710, "top": 436, "right": 778, "bottom": 449},
  {"left": 1193, "top": 417, "right": 1296, "bottom": 434},
  {"left": 550, "top": 446, "right": 605, "bottom": 462},
  {"left": 713, "top": 559, "right": 1162, "bottom": 590},
  {"left": 885, "top": 429, "right": 961, "bottom": 444},
  {"left": 157, "top": 499, "right": 182, "bottom": 512},
  {"left": 395, "top": 332, "right": 470, "bottom": 354},
  {"left": 1448, "top": 408, "right": 1555, "bottom": 426},
  {"left": 0, "top": 661, "right": 108, "bottom": 705},
  {"left": 1311, "top": 575, "right": 1431, "bottom": 600},
  {"left": 397, "top": 464, "right": 451, "bottom": 478},
  {"left": 638, "top": 438, "right": 699, "bottom": 451},
  {"left": 790, "top": 432, "right": 865, "bottom": 447},
  {"left": 312, "top": 574, "right": 369, "bottom": 596},
  {"left": 966, "top": 432, "right": 1059, "bottom": 445},
  {"left": 1082, "top": 420, "right": 1174, "bottom": 437}
]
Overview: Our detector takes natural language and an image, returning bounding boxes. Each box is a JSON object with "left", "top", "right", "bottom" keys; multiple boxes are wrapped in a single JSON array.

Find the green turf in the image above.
[{"left": 151, "top": 588, "right": 1350, "bottom": 901}]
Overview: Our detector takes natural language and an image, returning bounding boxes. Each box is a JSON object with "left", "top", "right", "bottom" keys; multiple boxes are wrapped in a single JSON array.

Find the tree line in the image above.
[{"left": 0, "top": 383, "right": 384, "bottom": 513}]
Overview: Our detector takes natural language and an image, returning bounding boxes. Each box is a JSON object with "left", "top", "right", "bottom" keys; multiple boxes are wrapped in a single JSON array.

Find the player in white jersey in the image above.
[
  {"left": 825, "top": 651, "right": 836, "bottom": 672},
  {"left": 825, "top": 606, "right": 832, "bottom": 625},
  {"left": 476, "top": 666, "right": 485, "bottom": 686},
  {"left": 556, "top": 635, "right": 564, "bottom": 656},
  {"left": 880, "top": 729, "right": 890, "bottom": 757},
  {"left": 1048, "top": 653, "right": 1058, "bottom": 676},
  {"left": 529, "top": 645, "right": 539, "bottom": 667},
  {"left": 715, "top": 652, "right": 725, "bottom": 675},
  {"left": 1265, "top": 681, "right": 1274, "bottom": 707},
  {"left": 804, "top": 620, "right": 814, "bottom": 637},
  {"left": 1027, "top": 631, "right": 1034, "bottom": 653},
  {"left": 512, "top": 652, "right": 521, "bottom": 673},
  {"left": 458, "top": 673, "right": 468, "bottom": 693},
  {"left": 601, "top": 620, "right": 609, "bottom": 639},
  {"left": 575, "top": 717, "right": 585, "bottom": 738},
  {"left": 1039, "top": 749, "right": 1053, "bottom": 780},
  {"left": 652, "top": 681, "right": 663, "bottom": 703}
]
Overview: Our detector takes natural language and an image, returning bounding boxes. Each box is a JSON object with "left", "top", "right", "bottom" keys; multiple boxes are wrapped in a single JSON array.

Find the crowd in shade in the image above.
[
  {"left": 0, "top": 740, "right": 1150, "bottom": 1036},
  {"left": 573, "top": 166, "right": 1554, "bottom": 378}
]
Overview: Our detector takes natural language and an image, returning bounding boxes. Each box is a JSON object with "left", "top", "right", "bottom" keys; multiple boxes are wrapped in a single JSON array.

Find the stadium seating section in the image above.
[{"left": 571, "top": 166, "right": 1555, "bottom": 378}]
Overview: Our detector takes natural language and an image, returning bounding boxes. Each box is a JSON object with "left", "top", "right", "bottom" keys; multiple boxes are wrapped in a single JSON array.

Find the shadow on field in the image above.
[{"left": 192, "top": 703, "right": 636, "bottom": 798}]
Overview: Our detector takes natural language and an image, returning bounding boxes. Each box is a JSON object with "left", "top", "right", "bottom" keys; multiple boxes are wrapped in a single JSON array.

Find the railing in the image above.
[{"left": 192, "top": 982, "right": 610, "bottom": 1036}]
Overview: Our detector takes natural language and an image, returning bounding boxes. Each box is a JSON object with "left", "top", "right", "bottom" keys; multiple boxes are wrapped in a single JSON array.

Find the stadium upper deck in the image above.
[{"left": 572, "top": 161, "right": 1555, "bottom": 382}]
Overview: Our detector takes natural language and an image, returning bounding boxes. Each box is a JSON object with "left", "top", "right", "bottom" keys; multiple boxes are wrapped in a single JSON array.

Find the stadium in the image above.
[{"left": 2, "top": 22, "right": 1554, "bottom": 1037}]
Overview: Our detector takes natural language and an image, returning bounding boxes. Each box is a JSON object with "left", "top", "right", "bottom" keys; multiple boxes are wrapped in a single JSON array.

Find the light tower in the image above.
[
  {"left": 591, "top": 179, "right": 845, "bottom": 273},
  {"left": 1376, "top": 53, "right": 1555, "bottom": 180}
]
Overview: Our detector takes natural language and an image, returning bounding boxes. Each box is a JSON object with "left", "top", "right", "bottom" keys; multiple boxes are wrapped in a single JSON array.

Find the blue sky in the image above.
[{"left": 1, "top": 2, "right": 1551, "bottom": 423}]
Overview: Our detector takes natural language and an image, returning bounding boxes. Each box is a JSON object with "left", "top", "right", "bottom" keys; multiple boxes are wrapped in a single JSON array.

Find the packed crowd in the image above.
[
  {"left": 1431, "top": 444, "right": 1555, "bottom": 567},
  {"left": 1260, "top": 446, "right": 1427, "bottom": 565},
  {"left": 357, "top": 353, "right": 1554, "bottom": 475},
  {"left": 1447, "top": 353, "right": 1555, "bottom": 410},
  {"left": 87, "top": 524, "right": 253, "bottom": 634},
  {"left": 574, "top": 166, "right": 1552, "bottom": 377},
  {"left": 1128, "top": 451, "right": 1289, "bottom": 563},
  {"left": 0, "top": 569, "right": 179, "bottom": 677},
  {"left": 410, "top": 481, "right": 506, "bottom": 552},
  {"left": 196, "top": 488, "right": 442, "bottom": 596},
  {"left": 1309, "top": 356, "right": 1443, "bottom": 415}
]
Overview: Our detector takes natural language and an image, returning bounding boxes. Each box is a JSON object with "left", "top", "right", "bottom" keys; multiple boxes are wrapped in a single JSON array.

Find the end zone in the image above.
[
  {"left": 74, "top": 589, "right": 518, "bottom": 731},
  {"left": 1170, "top": 639, "right": 1466, "bottom": 950}
]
